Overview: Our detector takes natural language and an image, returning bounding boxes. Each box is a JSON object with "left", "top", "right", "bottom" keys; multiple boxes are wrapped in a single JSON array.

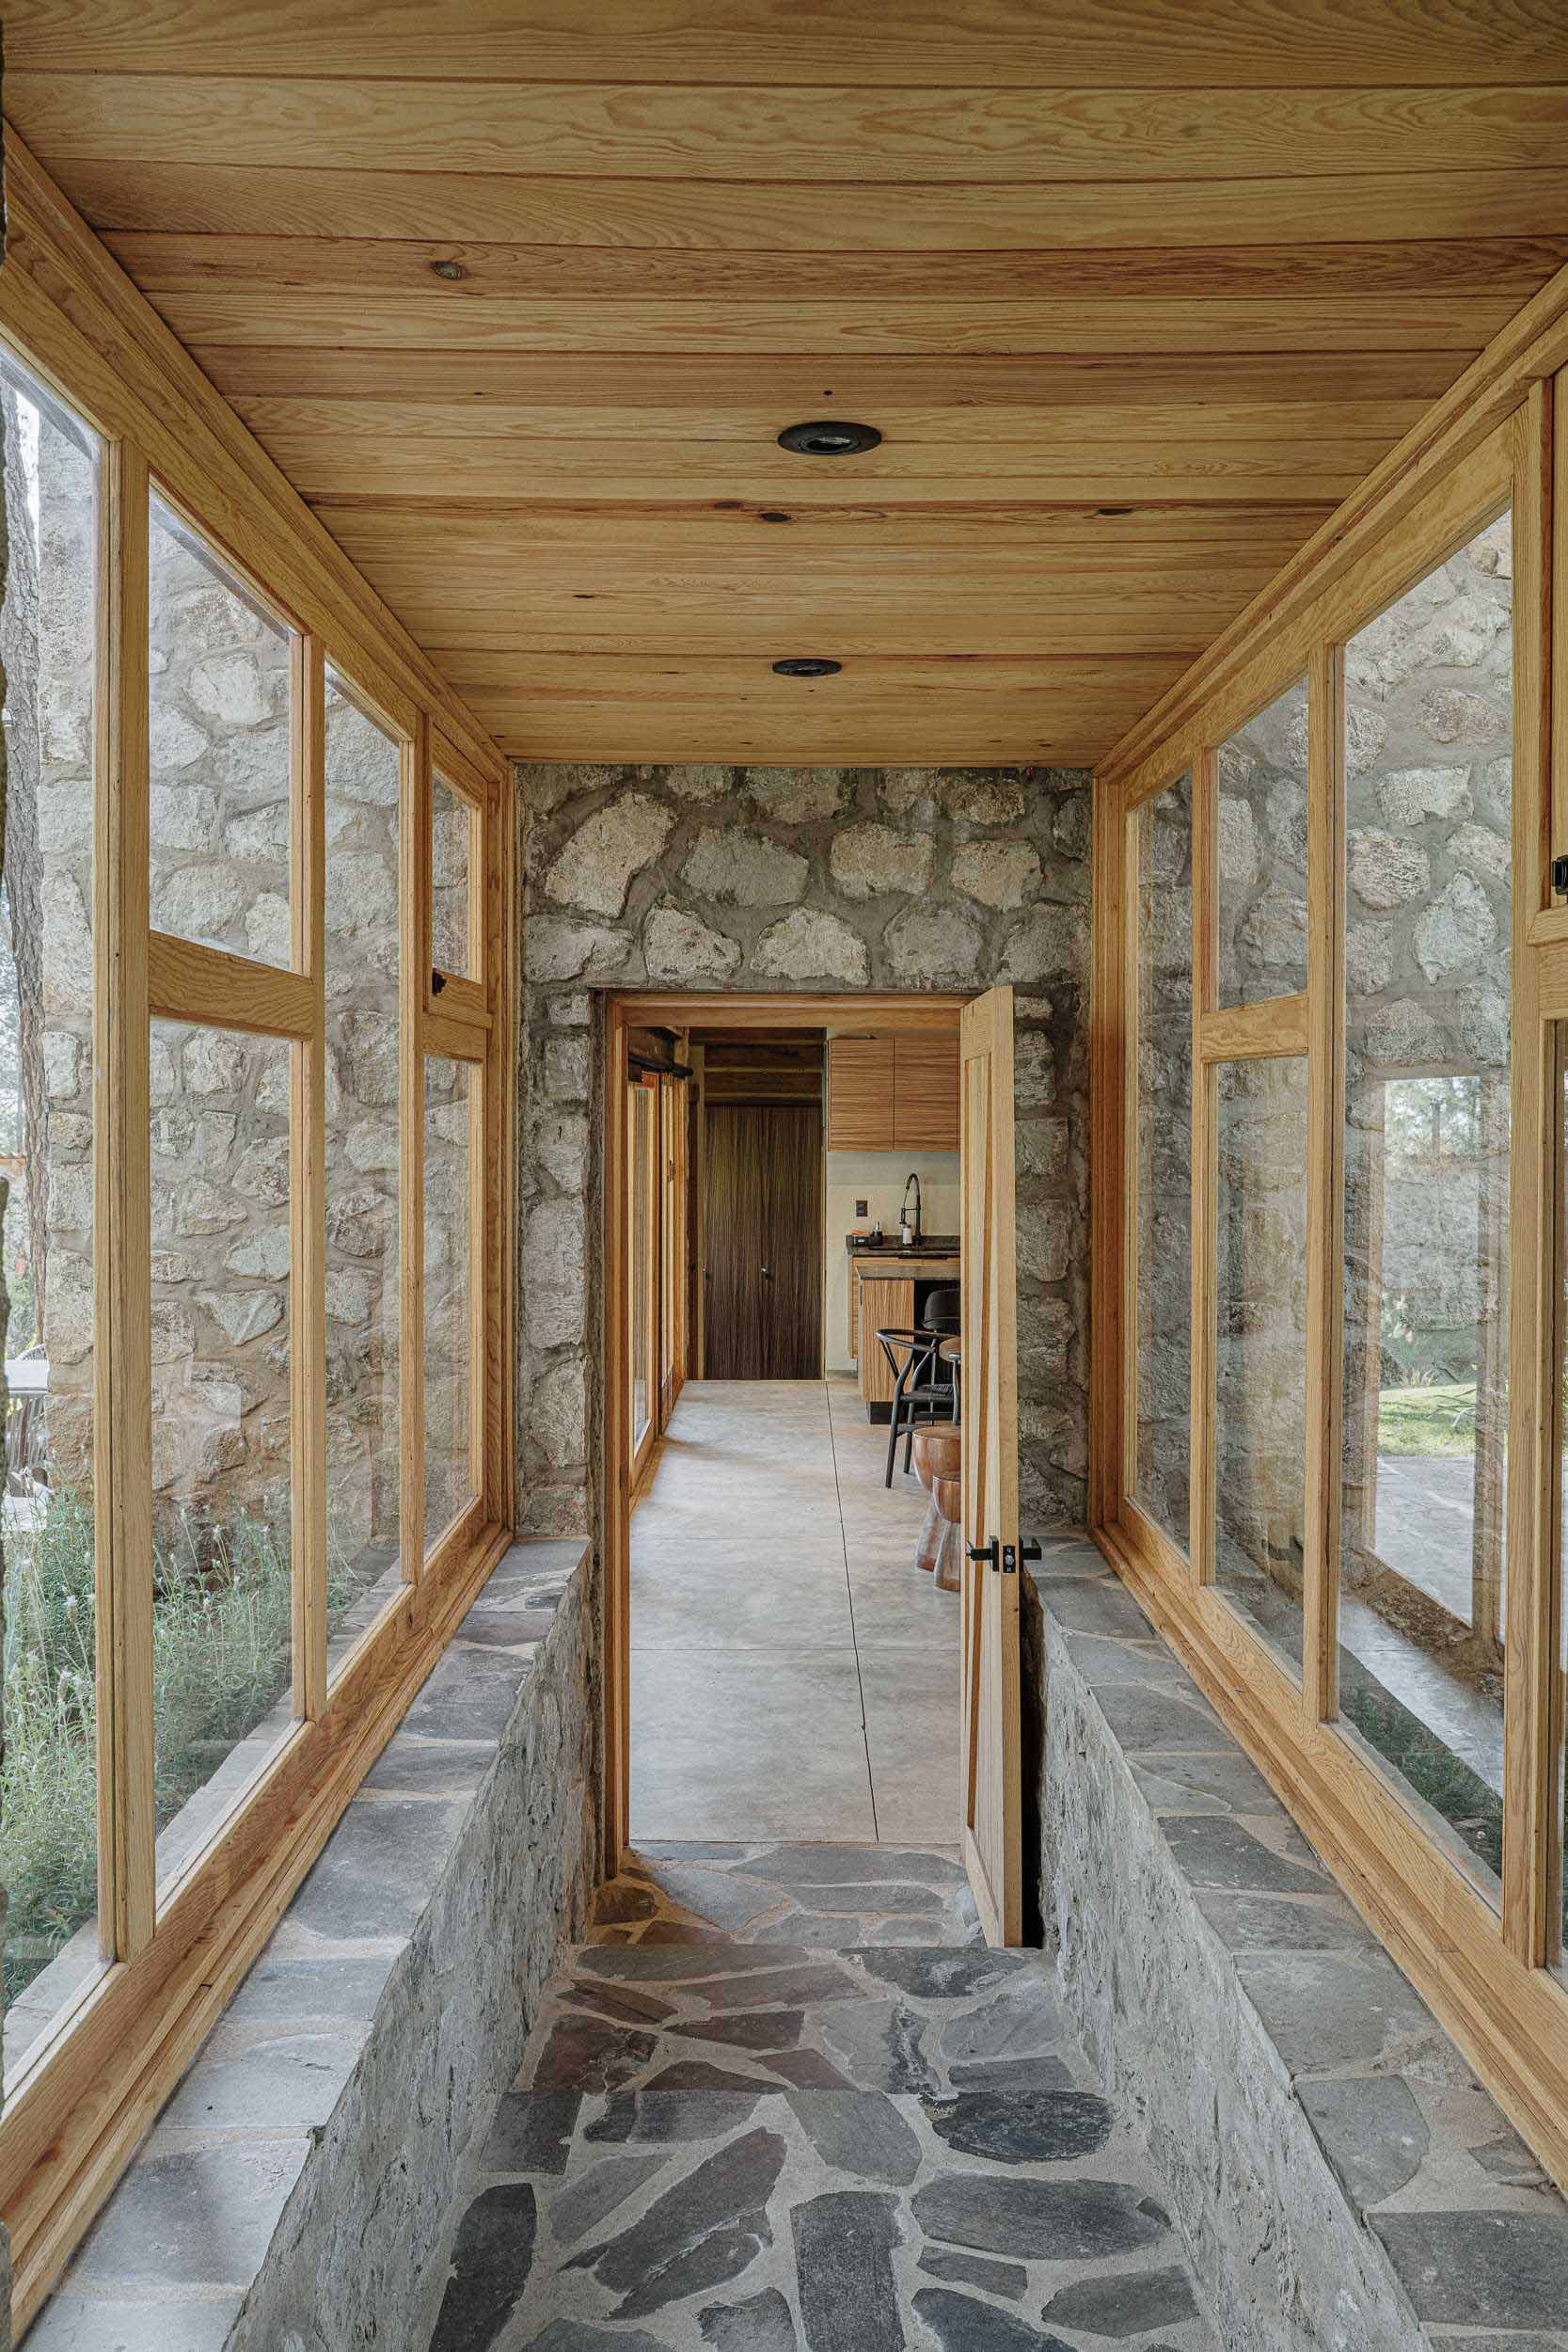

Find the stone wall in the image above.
[{"left": 516, "top": 762, "right": 1094, "bottom": 1537}]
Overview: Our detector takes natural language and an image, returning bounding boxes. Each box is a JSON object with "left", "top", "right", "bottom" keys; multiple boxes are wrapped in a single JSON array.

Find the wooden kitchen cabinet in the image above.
[
  {"left": 857, "top": 1276, "right": 915, "bottom": 1406},
  {"left": 828, "top": 1031, "right": 958, "bottom": 1152},
  {"left": 826, "top": 1036, "right": 895, "bottom": 1149},
  {"left": 893, "top": 1033, "right": 960, "bottom": 1150}
]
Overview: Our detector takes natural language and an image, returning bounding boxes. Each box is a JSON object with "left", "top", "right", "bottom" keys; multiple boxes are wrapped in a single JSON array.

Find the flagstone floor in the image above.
[{"left": 413, "top": 1845, "right": 1216, "bottom": 2351}]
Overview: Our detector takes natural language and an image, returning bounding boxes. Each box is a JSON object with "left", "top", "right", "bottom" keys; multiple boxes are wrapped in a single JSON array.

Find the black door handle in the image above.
[
  {"left": 762, "top": 1264, "right": 772, "bottom": 1279},
  {"left": 967, "top": 1536, "right": 1042, "bottom": 1575}
]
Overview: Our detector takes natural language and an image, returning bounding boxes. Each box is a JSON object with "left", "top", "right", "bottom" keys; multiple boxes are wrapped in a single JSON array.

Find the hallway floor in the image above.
[
  {"left": 630, "top": 1380, "right": 958, "bottom": 1847},
  {"left": 418, "top": 1846, "right": 1216, "bottom": 2351}
]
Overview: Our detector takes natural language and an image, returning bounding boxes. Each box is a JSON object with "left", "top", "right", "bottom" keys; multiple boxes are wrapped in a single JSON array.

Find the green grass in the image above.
[{"left": 1377, "top": 1381, "right": 1478, "bottom": 1457}]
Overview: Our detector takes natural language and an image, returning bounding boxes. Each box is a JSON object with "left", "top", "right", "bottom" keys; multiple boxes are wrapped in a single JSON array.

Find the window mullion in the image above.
[
  {"left": 95, "top": 438, "right": 155, "bottom": 1961},
  {"left": 1187, "top": 747, "right": 1217, "bottom": 1591},
  {"left": 1303, "top": 640, "right": 1346, "bottom": 1726},
  {"left": 400, "top": 716, "right": 429, "bottom": 1586},
  {"left": 291, "top": 634, "right": 327, "bottom": 1719},
  {"left": 1504, "top": 384, "right": 1557, "bottom": 1963}
]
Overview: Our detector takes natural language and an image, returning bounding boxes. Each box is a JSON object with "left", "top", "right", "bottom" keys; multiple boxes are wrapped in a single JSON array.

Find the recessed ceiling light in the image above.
[
  {"left": 772, "top": 658, "right": 842, "bottom": 677},
  {"left": 778, "top": 421, "right": 881, "bottom": 456}
]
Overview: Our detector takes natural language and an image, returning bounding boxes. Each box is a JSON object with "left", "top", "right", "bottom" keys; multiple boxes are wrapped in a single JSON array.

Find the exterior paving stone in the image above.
[
  {"left": 1370, "top": 2212, "right": 1568, "bottom": 2329},
  {"left": 427, "top": 2182, "right": 537, "bottom": 2352},
  {"left": 911, "top": 2172, "right": 1171, "bottom": 2261},
  {"left": 1039, "top": 2261, "right": 1199, "bottom": 2337},
  {"left": 918, "top": 2249, "right": 1029, "bottom": 2298},
  {"left": 925, "top": 2088, "right": 1113, "bottom": 2165},
  {"left": 791, "top": 2189, "right": 904, "bottom": 2352},
  {"left": 911, "top": 2288, "right": 1074, "bottom": 2350},
  {"left": 1294, "top": 2075, "right": 1430, "bottom": 2209},
  {"left": 698, "top": 2285, "right": 800, "bottom": 2347}
]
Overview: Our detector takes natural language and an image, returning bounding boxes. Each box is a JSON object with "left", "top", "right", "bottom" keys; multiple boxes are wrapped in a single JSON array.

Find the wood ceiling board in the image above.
[
  {"left": 131, "top": 292, "right": 1514, "bottom": 356},
  {"left": 492, "top": 723, "right": 1132, "bottom": 762},
  {"left": 15, "top": 0, "right": 1568, "bottom": 87},
  {"left": 13, "top": 73, "right": 1568, "bottom": 183},
  {"left": 277, "top": 447, "right": 1395, "bottom": 505},
  {"left": 64, "top": 162, "right": 1568, "bottom": 249},
  {"left": 198, "top": 348, "right": 1471, "bottom": 406},
  {"left": 313, "top": 501, "right": 1335, "bottom": 558},
  {"left": 346, "top": 585, "right": 1279, "bottom": 657},
  {"left": 229, "top": 396, "right": 1433, "bottom": 446},
  {"left": 103, "top": 233, "right": 1568, "bottom": 302},
  {"left": 432, "top": 651, "right": 1181, "bottom": 700}
]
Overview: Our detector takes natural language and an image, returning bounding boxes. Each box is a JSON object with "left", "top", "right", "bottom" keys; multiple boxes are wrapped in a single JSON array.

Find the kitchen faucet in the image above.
[{"left": 900, "top": 1172, "right": 923, "bottom": 1246}]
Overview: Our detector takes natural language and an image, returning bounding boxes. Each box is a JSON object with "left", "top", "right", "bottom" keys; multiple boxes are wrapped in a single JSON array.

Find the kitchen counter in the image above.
[
  {"left": 846, "top": 1234, "right": 959, "bottom": 1257},
  {"left": 847, "top": 1244, "right": 961, "bottom": 1370}
]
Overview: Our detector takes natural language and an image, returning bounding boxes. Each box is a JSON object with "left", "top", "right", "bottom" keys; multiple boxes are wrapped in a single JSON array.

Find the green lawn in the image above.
[{"left": 1377, "top": 1382, "right": 1477, "bottom": 1457}]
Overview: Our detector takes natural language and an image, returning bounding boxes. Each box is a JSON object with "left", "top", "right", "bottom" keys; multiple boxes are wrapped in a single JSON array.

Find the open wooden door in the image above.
[{"left": 959, "top": 983, "right": 1024, "bottom": 1945}]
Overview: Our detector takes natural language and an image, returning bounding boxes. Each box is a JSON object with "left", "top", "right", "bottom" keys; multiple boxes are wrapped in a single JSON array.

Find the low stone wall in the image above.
[
  {"left": 1022, "top": 1544, "right": 1568, "bottom": 2352},
  {"left": 26, "top": 1537, "right": 598, "bottom": 2352}
]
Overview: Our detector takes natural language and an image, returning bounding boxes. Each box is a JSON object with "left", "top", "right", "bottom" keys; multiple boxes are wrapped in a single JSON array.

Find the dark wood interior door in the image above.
[{"left": 704, "top": 1103, "right": 822, "bottom": 1377}]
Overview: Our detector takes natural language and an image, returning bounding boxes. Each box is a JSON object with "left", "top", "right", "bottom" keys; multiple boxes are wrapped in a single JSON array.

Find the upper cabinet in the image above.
[
  {"left": 828, "top": 1032, "right": 959, "bottom": 1153},
  {"left": 893, "top": 1032, "right": 961, "bottom": 1149}
]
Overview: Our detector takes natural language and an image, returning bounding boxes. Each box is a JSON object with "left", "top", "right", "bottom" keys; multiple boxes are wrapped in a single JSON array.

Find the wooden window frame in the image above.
[
  {"left": 1095, "top": 381, "right": 1568, "bottom": 2187},
  {"left": 0, "top": 145, "right": 515, "bottom": 2331}
]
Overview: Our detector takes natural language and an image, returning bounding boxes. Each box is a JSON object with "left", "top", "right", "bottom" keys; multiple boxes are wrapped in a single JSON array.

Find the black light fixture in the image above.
[
  {"left": 772, "top": 658, "right": 842, "bottom": 677},
  {"left": 778, "top": 420, "right": 881, "bottom": 456}
]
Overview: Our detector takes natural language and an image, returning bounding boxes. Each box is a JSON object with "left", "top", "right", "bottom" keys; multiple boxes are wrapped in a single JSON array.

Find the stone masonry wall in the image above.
[{"left": 515, "top": 763, "right": 1094, "bottom": 1539}]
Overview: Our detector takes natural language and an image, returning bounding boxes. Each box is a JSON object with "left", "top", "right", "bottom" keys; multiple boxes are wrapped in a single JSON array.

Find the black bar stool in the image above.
[{"left": 877, "top": 1286, "right": 961, "bottom": 1487}]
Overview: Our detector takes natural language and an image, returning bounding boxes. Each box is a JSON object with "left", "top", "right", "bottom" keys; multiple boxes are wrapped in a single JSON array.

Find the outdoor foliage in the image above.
[{"left": 1, "top": 1488, "right": 308, "bottom": 2006}]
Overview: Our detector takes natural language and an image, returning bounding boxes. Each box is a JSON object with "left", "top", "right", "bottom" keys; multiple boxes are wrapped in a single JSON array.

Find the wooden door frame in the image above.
[{"left": 601, "top": 989, "right": 971, "bottom": 1869}]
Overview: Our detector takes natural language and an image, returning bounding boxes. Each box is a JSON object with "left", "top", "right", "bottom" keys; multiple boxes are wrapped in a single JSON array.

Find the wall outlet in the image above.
[{"left": 855, "top": 1199, "right": 868, "bottom": 1217}]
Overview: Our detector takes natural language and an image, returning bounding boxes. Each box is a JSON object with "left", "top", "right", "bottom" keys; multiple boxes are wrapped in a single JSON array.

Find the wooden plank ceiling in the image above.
[{"left": 8, "top": 1, "right": 1568, "bottom": 767}]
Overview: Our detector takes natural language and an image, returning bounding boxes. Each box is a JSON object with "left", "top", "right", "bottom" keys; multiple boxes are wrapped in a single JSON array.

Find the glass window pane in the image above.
[
  {"left": 424, "top": 1058, "right": 475, "bottom": 1549},
  {"left": 325, "top": 675, "right": 403, "bottom": 1674},
  {"left": 150, "top": 1021, "right": 293, "bottom": 1898},
  {"left": 1133, "top": 774, "right": 1193, "bottom": 1550},
  {"left": 1213, "top": 1057, "right": 1309, "bottom": 1672},
  {"left": 1216, "top": 675, "right": 1309, "bottom": 1007},
  {"left": 0, "top": 349, "right": 104, "bottom": 2070},
  {"left": 432, "top": 773, "right": 472, "bottom": 977},
  {"left": 149, "top": 494, "right": 294, "bottom": 967},
  {"left": 1338, "top": 510, "right": 1513, "bottom": 1892}
]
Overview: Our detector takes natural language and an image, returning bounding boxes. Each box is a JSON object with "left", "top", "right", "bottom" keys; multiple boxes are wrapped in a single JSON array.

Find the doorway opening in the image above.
[{"left": 603, "top": 989, "right": 1024, "bottom": 1943}]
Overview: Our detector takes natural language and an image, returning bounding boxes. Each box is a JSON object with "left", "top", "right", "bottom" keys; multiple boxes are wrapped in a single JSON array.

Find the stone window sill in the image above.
[{"left": 1025, "top": 1542, "right": 1568, "bottom": 2351}]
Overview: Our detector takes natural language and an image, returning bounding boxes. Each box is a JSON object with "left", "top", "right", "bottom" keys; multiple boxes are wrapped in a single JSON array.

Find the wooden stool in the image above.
[
  {"left": 911, "top": 1422, "right": 961, "bottom": 1577},
  {"left": 932, "top": 1472, "right": 964, "bottom": 1593}
]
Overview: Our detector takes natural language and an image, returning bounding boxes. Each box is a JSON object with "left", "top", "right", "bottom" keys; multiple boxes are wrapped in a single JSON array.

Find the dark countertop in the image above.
[{"left": 846, "top": 1236, "right": 960, "bottom": 1258}]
